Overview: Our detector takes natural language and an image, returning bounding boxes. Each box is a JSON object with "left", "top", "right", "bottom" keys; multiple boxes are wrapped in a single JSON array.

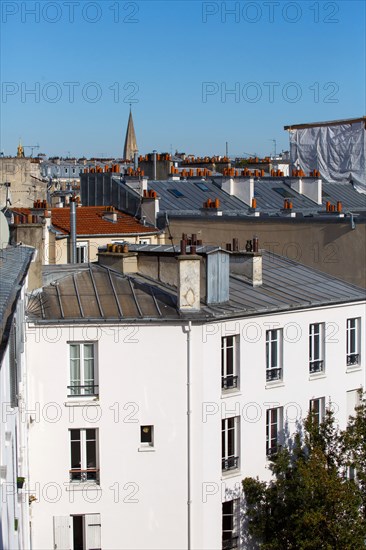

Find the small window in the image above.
[
  {"left": 346, "top": 318, "right": 360, "bottom": 367},
  {"left": 309, "top": 323, "right": 325, "bottom": 374},
  {"left": 309, "top": 397, "right": 325, "bottom": 426},
  {"left": 140, "top": 426, "right": 154, "bottom": 447},
  {"left": 266, "top": 407, "right": 283, "bottom": 456},
  {"left": 222, "top": 417, "right": 240, "bottom": 472},
  {"left": 70, "top": 429, "right": 99, "bottom": 483},
  {"left": 222, "top": 499, "right": 239, "bottom": 549},
  {"left": 266, "top": 329, "right": 283, "bottom": 382},
  {"left": 221, "top": 336, "right": 239, "bottom": 391},
  {"left": 69, "top": 343, "right": 98, "bottom": 397},
  {"left": 194, "top": 182, "right": 209, "bottom": 191},
  {"left": 65, "top": 168, "right": 68, "bottom": 173},
  {"left": 76, "top": 242, "right": 89, "bottom": 264},
  {"left": 168, "top": 188, "right": 185, "bottom": 198}
]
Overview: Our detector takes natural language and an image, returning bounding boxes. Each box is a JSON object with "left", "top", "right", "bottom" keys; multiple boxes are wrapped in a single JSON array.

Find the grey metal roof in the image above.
[
  {"left": 148, "top": 179, "right": 246, "bottom": 212},
  {"left": 0, "top": 246, "right": 34, "bottom": 346},
  {"left": 28, "top": 252, "right": 365, "bottom": 323}
]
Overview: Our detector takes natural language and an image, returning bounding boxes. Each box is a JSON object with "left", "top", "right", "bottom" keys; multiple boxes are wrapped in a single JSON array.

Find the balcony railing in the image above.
[
  {"left": 309, "top": 360, "right": 324, "bottom": 374},
  {"left": 266, "top": 367, "right": 282, "bottom": 382},
  {"left": 67, "top": 385, "right": 99, "bottom": 397},
  {"left": 223, "top": 535, "right": 239, "bottom": 550},
  {"left": 222, "top": 375, "right": 239, "bottom": 390},
  {"left": 222, "top": 456, "right": 239, "bottom": 471},
  {"left": 347, "top": 353, "right": 359, "bottom": 367},
  {"left": 69, "top": 468, "right": 99, "bottom": 483}
]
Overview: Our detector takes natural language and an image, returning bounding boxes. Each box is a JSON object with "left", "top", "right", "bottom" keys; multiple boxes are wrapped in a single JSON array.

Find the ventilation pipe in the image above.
[
  {"left": 134, "top": 151, "right": 139, "bottom": 171},
  {"left": 153, "top": 150, "right": 157, "bottom": 180},
  {"left": 69, "top": 200, "right": 77, "bottom": 264}
]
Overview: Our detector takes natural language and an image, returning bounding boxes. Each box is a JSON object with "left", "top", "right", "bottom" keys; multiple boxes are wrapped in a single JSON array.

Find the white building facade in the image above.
[{"left": 24, "top": 245, "right": 365, "bottom": 550}]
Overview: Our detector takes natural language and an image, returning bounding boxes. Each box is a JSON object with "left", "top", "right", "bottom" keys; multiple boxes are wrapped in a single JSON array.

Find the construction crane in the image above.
[{"left": 24, "top": 144, "right": 40, "bottom": 157}]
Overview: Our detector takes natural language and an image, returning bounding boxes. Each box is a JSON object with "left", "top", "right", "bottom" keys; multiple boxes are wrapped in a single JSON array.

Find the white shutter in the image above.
[
  {"left": 85, "top": 513, "right": 101, "bottom": 550},
  {"left": 53, "top": 516, "right": 72, "bottom": 550}
]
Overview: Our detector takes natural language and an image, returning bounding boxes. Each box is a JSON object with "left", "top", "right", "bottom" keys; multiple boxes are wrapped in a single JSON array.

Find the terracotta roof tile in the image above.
[{"left": 12, "top": 207, "right": 159, "bottom": 236}]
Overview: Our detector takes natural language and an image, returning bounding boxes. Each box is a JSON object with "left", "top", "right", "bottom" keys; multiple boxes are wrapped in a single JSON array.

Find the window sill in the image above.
[
  {"left": 221, "top": 389, "right": 242, "bottom": 399},
  {"left": 265, "top": 381, "right": 284, "bottom": 389},
  {"left": 65, "top": 483, "right": 100, "bottom": 491},
  {"left": 64, "top": 398, "right": 99, "bottom": 407},
  {"left": 138, "top": 447, "right": 155, "bottom": 453},
  {"left": 346, "top": 365, "right": 362, "bottom": 373},
  {"left": 309, "top": 372, "right": 326, "bottom": 381},
  {"left": 221, "top": 469, "right": 241, "bottom": 480}
]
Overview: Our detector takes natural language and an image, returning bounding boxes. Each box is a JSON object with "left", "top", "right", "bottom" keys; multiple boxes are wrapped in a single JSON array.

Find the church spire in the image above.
[{"left": 123, "top": 107, "right": 138, "bottom": 161}]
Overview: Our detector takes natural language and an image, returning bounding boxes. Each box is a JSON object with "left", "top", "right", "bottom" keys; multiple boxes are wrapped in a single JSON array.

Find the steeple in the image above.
[
  {"left": 123, "top": 107, "right": 138, "bottom": 161},
  {"left": 17, "top": 139, "right": 25, "bottom": 158}
]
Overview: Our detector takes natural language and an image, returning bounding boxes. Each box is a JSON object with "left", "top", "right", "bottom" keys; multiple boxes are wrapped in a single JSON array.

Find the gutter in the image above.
[{"left": 55, "top": 231, "right": 161, "bottom": 240}]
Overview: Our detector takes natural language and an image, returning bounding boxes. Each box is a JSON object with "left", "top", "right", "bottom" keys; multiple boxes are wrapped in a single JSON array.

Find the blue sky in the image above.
[{"left": 1, "top": 0, "right": 365, "bottom": 158}]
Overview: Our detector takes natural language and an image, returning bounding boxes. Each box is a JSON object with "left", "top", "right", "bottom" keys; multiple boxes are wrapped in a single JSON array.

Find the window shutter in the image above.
[
  {"left": 53, "top": 516, "right": 71, "bottom": 550},
  {"left": 85, "top": 513, "right": 101, "bottom": 550}
]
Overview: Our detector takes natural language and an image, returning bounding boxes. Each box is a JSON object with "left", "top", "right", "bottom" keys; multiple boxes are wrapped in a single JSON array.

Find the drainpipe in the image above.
[
  {"left": 186, "top": 321, "right": 192, "bottom": 550},
  {"left": 69, "top": 200, "right": 77, "bottom": 264},
  {"left": 153, "top": 150, "right": 157, "bottom": 180}
]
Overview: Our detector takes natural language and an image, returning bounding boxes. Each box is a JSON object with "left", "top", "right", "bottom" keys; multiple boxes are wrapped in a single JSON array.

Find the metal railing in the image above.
[
  {"left": 222, "top": 375, "right": 239, "bottom": 390},
  {"left": 266, "top": 367, "right": 282, "bottom": 382},
  {"left": 222, "top": 456, "right": 239, "bottom": 471},
  {"left": 309, "top": 360, "right": 324, "bottom": 374},
  {"left": 69, "top": 468, "right": 99, "bottom": 483},
  {"left": 347, "top": 353, "right": 359, "bottom": 367},
  {"left": 67, "top": 385, "right": 99, "bottom": 397},
  {"left": 222, "top": 535, "right": 239, "bottom": 550}
]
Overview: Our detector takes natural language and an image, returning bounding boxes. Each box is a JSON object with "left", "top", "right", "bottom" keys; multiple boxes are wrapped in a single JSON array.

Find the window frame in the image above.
[
  {"left": 222, "top": 417, "right": 240, "bottom": 472},
  {"left": 221, "top": 335, "right": 239, "bottom": 391},
  {"left": 309, "top": 323, "right": 325, "bottom": 374},
  {"left": 69, "top": 428, "right": 99, "bottom": 484},
  {"left": 266, "top": 329, "right": 283, "bottom": 382},
  {"left": 346, "top": 318, "right": 360, "bottom": 367},
  {"left": 222, "top": 499, "right": 240, "bottom": 549},
  {"left": 309, "top": 397, "right": 325, "bottom": 426},
  {"left": 76, "top": 241, "right": 89, "bottom": 264},
  {"left": 140, "top": 425, "right": 154, "bottom": 447},
  {"left": 266, "top": 407, "right": 283, "bottom": 456},
  {"left": 68, "top": 342, "right": 98, "bottom": 397}
]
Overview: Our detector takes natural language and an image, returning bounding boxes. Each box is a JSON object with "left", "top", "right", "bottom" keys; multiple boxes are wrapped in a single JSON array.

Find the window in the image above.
[
  {"left": 266, "top": 407, "right": 283, "bottom": 456},
  {"left": 140, "top": 425, "right": 154, "bottom": 447},
  {"left": 139, "top": 238, "right": 151, "bottom": 245},
  {"left": 309, "top": 323, "right": 325, "bottom": 374},
  {"left": 76, "top": 242, "right": 88, "bottom": 263},
  {"left": 221, "top": 336, "right": 239, "bottom": 391},
  {"left": 194, "top": 181, "right": 209, "bottom": 191},
  {"left": 69, "top": 343, "right": 97, "bottom": 397},
  {"left": 347, "top": 318, "right": 360, "bottom": 366},
  {"left": 266, "top": 329, "right": 282, "bottom": 382},
  {"left": 168, "top": 188, "right": 185, "bottom": 198},
  {"left": 222, "top": 417, "right": 240, "bottom": 471},
  {"left": 70, "top": 429, "right": 99, "bottom": 483},
  {"left": 222, "top": 499, "right": 239, "bottom": 549},
  {"left": 310, "top": 397, "right": 325, "bottom": 426},
  {"left": 53, "top": 514, "right": 101, "bottom": 549}
]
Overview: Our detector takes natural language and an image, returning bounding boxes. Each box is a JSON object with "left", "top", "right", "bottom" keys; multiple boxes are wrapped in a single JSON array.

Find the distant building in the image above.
[
  {"left": 0, "top": 244, "right": 34, "bottom": 549},
  {"left": 284, "top": 116, "right": 366, "bottom": 191},
  {"left": 0, "top": 157, "right": 45, "bottom": 208}
]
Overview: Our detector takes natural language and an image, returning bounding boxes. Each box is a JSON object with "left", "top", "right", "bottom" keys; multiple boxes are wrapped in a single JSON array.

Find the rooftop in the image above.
[
  {"left": 11, "top": 206, "right": 160, "bottom": 237},
  {"left": 28, "top": 249, "right": 366, "bottom": 323}
]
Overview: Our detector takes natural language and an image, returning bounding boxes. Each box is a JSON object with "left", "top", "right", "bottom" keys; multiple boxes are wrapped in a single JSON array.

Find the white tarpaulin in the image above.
[{"left": 288, "top": 119, "right": 366, "bottom": 193}]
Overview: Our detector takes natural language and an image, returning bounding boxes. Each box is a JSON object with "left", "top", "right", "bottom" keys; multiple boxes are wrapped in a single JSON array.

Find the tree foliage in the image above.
[{"left": 242, "top": 398, "right": 366, "bottom": 549}]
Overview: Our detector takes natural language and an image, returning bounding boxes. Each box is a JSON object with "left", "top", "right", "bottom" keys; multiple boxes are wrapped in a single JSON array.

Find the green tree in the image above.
[
  {"left": 242, "top": 407, "right": 366, "bottom": 549},
  {"left": 342, "top": 392, "right": 366, "bottom": 520}
]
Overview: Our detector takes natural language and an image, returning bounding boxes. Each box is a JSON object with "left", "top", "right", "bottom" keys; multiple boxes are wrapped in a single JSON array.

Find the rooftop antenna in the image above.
[
  {"left": 24, "top": 144, "right": 40, "bottom": 157},
  {"left": 269, "top": 139, "right": 277, "bottom": 158},
  {"left": 226, "top": 141, "right": 229, "bottom": 158}
]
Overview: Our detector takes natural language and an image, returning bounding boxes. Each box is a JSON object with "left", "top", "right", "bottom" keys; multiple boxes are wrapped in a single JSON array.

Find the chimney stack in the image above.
[
  {"left": 230, "top": 237, "right": 263, "bottom": 286},
  {"left": 69, "top": 200, "right": 77, "bottom": 264},
  {"left": 177, "top": 249, "right": 201, "bottom": 312}
]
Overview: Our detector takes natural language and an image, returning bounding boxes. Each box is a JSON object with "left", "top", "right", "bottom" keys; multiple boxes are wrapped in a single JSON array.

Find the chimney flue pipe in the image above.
[{"left": 70, "top": 200, "right": 77, "bottom": 264}]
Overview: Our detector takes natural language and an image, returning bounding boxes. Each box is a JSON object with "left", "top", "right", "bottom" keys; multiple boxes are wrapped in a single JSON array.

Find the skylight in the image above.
[
  {"left": 194, "top": 182, "right": 209, "bottom": 191},
  {"left": 273, "top": 187, "right": 296, "bottom": 199},
  {"left": 168, "top": 189, "right": 185, "bottom": 198}
]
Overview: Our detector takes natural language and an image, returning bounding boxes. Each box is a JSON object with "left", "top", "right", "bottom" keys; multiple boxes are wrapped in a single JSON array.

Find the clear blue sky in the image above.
[{"left": 1, "top": 0, "right": 365, "bottom": 158}]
